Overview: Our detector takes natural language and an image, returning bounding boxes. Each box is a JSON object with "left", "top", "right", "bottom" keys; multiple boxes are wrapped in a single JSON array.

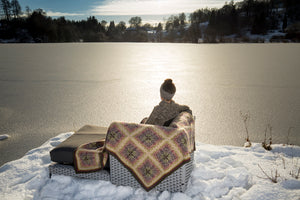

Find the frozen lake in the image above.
[{"left": 0, "top": 43, "right": 299, "bottom": 166}]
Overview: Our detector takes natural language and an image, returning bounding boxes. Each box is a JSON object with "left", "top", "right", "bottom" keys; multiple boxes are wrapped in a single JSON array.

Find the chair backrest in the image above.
[{"left": 169, "top": 112, "right": 195, "bottom": 128}]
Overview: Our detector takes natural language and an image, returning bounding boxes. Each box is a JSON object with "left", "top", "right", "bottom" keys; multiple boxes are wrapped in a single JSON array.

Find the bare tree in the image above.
[
  {"left": 11, "top": 0, "right": 21, "bottom": 18},
  {"left": 129, "top": 16, "right": 142, "bottom": 29},
  {"left": 25, "top": 5, "right": 31, "bottom": 17},
  {"left": 179, "top": 12, "right": 186, "bottom": 26},
  {"left": 0, "top": 0, "right": 11, "bottom": 20}
]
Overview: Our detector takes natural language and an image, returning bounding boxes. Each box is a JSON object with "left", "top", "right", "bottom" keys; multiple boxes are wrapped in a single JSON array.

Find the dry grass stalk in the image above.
[
  {"left": 282, "top": 157, "right": 286, "bottom": 170},
  {"left": 240, "top": 111, "right": 251, "bottom": 147},
  {"left": 290, "top": 157, "right": 300, "bottom": 179},
  {"left": 258, "top": 164, "right": 280, "bottom": 183},
  {"left": 286, "top": 127, "right": 294, "bottom": 145},
  {"left": 295, "top": 168, "right": 300, "bottom": 179},
  {"left": 262, "top": 124, "right": 272, "bottom": 151}
]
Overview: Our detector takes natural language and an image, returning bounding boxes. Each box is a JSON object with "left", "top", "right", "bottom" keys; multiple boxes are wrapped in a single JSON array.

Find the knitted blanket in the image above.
[
  {"left": 169, "top": 112, "right": 196, "bottom": 152},
  {"left": 74, "top": 139, "right": 108, "bottom": 173},
  {"left": 105, "top": 112, "right": 195, "bottom": 191}
]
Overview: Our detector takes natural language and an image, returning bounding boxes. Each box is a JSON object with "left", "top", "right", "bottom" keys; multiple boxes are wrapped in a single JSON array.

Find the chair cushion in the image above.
[{"left": 50, "top": 125, "right": 107, "bottom": 164}]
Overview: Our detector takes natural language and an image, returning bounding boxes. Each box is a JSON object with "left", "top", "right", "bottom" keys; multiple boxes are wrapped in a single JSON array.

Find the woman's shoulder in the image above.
[
  {"left": 172, "top": 101, "right": 192, "bottom": 114},
  {"left": 171, "top": 100, "right": 186, "bottom": 107}
]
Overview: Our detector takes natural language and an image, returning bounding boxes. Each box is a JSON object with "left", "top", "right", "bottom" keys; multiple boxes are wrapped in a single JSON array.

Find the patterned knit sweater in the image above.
[{"left": 145, "top": 100, "right": 192, "bottom": 126}]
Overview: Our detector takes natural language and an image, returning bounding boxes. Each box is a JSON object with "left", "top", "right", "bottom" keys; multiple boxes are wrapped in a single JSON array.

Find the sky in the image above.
[{"left": 19, "top": 0, "right": 238, "bottom": 25}]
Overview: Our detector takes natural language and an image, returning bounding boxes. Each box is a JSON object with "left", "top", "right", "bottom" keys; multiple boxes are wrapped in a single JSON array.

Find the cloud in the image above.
[
  {"left": 91, "top": 0, "right": 228, "bottom": 16},
  {"left": 46, "top": 11, "right": 85, "bottom": 17}
]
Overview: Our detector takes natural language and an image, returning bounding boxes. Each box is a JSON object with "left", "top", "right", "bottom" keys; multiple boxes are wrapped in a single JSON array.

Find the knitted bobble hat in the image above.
[{"left": 160, "top": 79, "right": 176, "bottom": 101}]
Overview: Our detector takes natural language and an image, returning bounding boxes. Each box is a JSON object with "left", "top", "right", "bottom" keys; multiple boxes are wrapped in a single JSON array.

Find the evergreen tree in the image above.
[
  {"left": 116, "top": 21, "right": 126, "bottom": 41},
  {"left": 282, "top": 13, "right": 287, "bottom": 32},
  {"left": 179, "top": 13, "right": 186, "bottom": 26},
  {"left": 156, "top": 23, "right": 163, "bottom": 42},
  {"left": 0, "top": 0, "right": 299, "bottom": 43},
  {"left": 156, "top": 23, "right": 162, "bottom": 32},
  {"left": 186, "top": 22, "right": 201, "bottom": 43},
  {"left": 116, "top": 21, "right": 126, "bottom": 33},
  {"left": 107, "top": 21, "right": 117, "bottom": 40}
]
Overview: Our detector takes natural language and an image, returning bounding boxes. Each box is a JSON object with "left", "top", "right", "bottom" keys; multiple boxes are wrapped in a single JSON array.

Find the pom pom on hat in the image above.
[{"left": 160, "top": 79, "right": 176, "bottom": 100}]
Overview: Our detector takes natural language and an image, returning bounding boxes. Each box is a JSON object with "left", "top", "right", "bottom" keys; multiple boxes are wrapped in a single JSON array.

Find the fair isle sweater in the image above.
[{"left": 145, "top": 100, "right": 192, "bottom": 126}]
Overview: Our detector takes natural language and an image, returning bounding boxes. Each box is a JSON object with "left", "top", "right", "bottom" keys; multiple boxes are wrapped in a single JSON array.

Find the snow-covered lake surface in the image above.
[
  {"left": 0, "top": 43, "right": 299, "bottom": 166},
  {"left": 0, "top": 132, "right": 299, "bottom": 200}
]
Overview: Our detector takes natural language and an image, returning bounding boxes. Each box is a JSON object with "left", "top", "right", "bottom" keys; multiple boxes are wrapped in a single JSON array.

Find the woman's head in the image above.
[{"left": 160, "top": 79, "right": 176, "bottom": 101}]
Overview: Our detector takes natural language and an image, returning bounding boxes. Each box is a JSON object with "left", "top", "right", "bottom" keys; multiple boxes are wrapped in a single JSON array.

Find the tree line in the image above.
[
  {"left": 187, "top": 0, "right": 300, "bottom": 42},
  {"left": 1, "top": 0, "right": 299, "bottom": 43}
]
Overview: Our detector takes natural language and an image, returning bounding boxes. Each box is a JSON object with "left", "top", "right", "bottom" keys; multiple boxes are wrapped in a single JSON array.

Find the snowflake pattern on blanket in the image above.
[
  {"left": 105, "top": 112, "right": 195, "bottom": 191},
  {"left": 74, "top": 140, "right": 108, "bottom": 173}
]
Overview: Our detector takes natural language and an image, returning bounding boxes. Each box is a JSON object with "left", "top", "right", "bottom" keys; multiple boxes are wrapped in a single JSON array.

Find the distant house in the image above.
[
  {"left": 147, "top": 30, "right": 157, "bottom": 42},
  {"left": 126, "top": 27, "right": 137, "bottom": 32},
  {"left": 198, "top": 38, "right": 204, "bottom": 43}
]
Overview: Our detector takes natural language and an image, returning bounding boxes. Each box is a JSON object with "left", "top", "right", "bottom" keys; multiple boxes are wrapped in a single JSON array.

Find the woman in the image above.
[{"left": 145, "top": 79, "right": 192, "bottom": 126}]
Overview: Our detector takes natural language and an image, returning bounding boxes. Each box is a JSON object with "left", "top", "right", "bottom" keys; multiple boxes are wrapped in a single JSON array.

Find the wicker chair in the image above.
[
  {"left": 105, "top": 112, "right": 195, "bottom": 192},
  {"left": 49, "top": 113, "right": 195, "bottom": 192}
]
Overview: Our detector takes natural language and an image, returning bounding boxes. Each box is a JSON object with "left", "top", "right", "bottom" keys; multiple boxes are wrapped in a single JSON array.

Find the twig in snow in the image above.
[
  {"left": 286, "top": 127, "right": 294, "bottom": 145},
  {"left": 282, "top": 157, "right": 286, "bottom": 170},
  {"left": 240, "top": 111, "right": 251, "bottom": 147},
  {"left": 258, "top": 164, "right": 280, "bottom": 183},
  {"left": 296, "top": 168, "right": 300, "bottom": 179},
  {"left": 290, "top": 158, "right": 300, "bottom": 179},
  {"left": 262, "top": 124, "right": 272, "bottom": 151}
]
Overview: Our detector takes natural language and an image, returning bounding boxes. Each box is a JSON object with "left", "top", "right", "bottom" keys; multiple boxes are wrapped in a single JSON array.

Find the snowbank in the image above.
[
  {"left": 0, "top": 134, "right": 10, "bottom": 141},
  {"left": 0, "top": 132, "right": 299, "bottom": 200}
]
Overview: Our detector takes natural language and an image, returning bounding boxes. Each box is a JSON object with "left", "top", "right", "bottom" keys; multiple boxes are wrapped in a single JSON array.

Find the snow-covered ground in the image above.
[
  {"left": 219, "top": 29, "right": 286, "bottom": 43},
  {"left": 0, "top": 134, "right": 10, "bottom": 141},
  {"left": 245, "top": 30, "right": 286, "bottom": 43},
  {"left": 0, "top": 132, "right": 299, "bottom": 200}
]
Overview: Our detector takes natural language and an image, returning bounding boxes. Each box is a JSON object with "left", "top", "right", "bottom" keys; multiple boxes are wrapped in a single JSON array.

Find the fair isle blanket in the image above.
[
  {"left": 74, "top": 140, "right": 108, "bottom": 173},
  {"left": 105, "top": 113, "right": 195, "bottom": 191}
]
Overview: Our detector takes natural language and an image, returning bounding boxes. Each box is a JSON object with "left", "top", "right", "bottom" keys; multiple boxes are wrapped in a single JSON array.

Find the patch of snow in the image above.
[
  {"left": 0, "top": 134, "right": 10, "bottom": 140},
  {"left": 199, "top": 21, "right": 209, "bottom": 27},
  {"left": 244, "top": 141, "right": 252, "bottom": 148},
  {"left": 0, "top": 132, "right": 299, "bottom": 200},
  {"left": 244, "top": 30, "right": 286, "bottom": 43},
  {"left": 0, "top": 39, "right": 19, "bottom": 43}
]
